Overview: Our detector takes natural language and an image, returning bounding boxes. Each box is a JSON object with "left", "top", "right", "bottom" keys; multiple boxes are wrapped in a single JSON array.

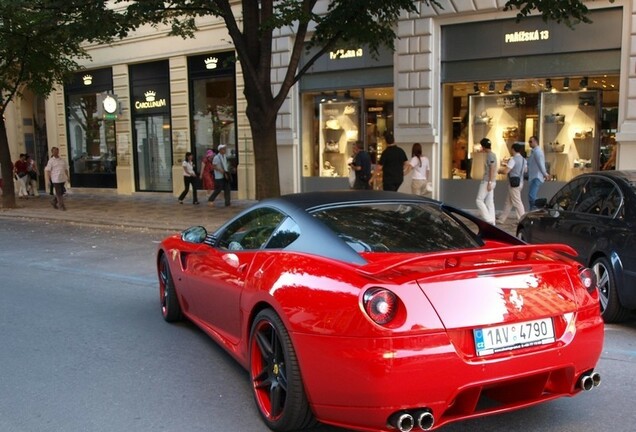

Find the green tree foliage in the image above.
[
  {"left": 504, "top": 0, "right": 614, "bottom": 27},
  {"left": 0, "top": 0, "right": 127, "bottom": 208}
]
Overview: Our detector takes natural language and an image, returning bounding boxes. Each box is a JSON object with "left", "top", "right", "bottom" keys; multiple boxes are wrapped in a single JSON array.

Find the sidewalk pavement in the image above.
[
  {"left": 0, "top": 189, "right": 257, "bottom": 234},
  {"left": 0, "top": 189, "right": 519, "bottom": 236}
]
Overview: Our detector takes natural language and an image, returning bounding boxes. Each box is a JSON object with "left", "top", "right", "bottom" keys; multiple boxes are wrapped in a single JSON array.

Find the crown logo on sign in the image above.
[
  {"left": 83, "top": 75, "right": 93, "bottom": 85},
  {"left": 144, "top": 91, "right": 156, "bottom": 102},
  {"left": 204, "top": 57, "right": 218, "bottom": 70}
]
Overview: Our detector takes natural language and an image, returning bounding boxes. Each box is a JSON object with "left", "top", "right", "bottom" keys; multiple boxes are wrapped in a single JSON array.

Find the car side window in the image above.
[
  {"left": 599, "top": 185, "right": 623, "bottom": 218},
  {"left": 573, "top": 178, "right": 616, "bottom": 215},
  {"left": 550, "top": 178, "right": 585, "bottom": 211},
  {"left": 265, "top": 217, "right": 301, "bottom": 249},
  {"left": 217, "top": 208, "right": 286, "bottom": 250}
]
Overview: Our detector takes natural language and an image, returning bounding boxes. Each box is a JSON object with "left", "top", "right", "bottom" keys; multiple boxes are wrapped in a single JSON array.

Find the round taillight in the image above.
[
  {"left": 363, "top": 288, "right": 398, "bottom": 325},
  {"left": 579, "top": 267, "right": 597, "bottom": 293}
]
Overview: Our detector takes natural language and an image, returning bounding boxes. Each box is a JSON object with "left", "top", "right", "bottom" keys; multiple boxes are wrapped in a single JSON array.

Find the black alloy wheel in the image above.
[
  {"left": 158, "top": 254, "right": 182, "bottom": 322},
  {"left": 592, "top": 256, "right": 631, "bottom": 323},
  {"left": 249, "top": 309, "right": 315, "bottom": 431}
]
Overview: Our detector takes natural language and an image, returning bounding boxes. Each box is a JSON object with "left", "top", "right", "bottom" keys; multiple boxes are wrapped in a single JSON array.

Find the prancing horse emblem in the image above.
[{"left": 510, "top": 290, "right": 524, "bottom": 311}]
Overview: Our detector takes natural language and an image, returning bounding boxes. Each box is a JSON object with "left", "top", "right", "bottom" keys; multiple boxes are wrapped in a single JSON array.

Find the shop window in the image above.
[
  {"left": 191, "top": 77, "right": 237, "bottom": 189},
  {"left": 442, "top": 76, "right": 618, "bottom": 183},
  {"left": 301, "top": 87, "right": 393, "bottom": 179},
  {"left": 67, "top": 93, "right": 117, "bottom": 178}
]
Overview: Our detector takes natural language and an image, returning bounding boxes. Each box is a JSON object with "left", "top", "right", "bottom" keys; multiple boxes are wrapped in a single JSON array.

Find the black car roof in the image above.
[
  {"left": 268, "top": 190, "right": 435, "bottom": 212},
  {"left": 227, "top": 191, "right": 439, "bottom": 266}
]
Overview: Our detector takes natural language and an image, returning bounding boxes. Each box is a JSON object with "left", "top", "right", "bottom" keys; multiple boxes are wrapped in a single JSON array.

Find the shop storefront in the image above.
[
  {"left": 439, "top": 7, "right": 622, "bottom": 208},
  {"left": 299, "top": 46, "right": 394, "bottom": 191},
  {"left": 65, "top": 68, "right": 117, "bottom": 188},
  {"left": 129, "top": 61, "right": 172, "bottom": 192},
  {"left": 188, "top": 52, "right": 238, "bottom": 190}
]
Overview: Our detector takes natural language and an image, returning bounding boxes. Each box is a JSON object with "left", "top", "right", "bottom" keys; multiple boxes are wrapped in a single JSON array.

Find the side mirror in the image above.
[
  {"left": 181, "top": 226, "right": 208, "bottom": 244},
  {"left": 534, "top": 198, "right": 548, "bottom": 208}
]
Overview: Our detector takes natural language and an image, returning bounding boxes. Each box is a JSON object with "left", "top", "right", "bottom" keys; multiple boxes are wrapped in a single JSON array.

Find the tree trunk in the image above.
[
  {"left": 0, "top": 120, "right": 17, "bottom": 208},
  {"left": 248, "top": 114, "right": 281, "bottom": 200}
]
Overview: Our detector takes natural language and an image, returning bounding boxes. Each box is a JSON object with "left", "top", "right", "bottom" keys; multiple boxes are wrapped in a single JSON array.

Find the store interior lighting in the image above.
[{"left": 580, "top": 76, "right": 589, "bottom": 90}]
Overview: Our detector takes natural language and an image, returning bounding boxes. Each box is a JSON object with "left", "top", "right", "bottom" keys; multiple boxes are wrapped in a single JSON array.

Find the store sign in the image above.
[
  {"left": 330, "top": 48, "right": 363, "bottom": 60},
  {"left": 505, "top": 29, "right": 550, "bottom": 44},
  {"left": 135, "top": 90, "right": 167, "bottom": 110}
]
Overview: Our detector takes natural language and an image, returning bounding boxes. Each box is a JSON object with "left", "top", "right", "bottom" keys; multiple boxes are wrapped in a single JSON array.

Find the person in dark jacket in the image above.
[{"left": 374, "top": 132, "right": 408, "bottom": 191}]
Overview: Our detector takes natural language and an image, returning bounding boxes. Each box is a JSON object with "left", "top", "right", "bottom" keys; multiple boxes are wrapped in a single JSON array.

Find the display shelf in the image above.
[
  {"left": 468, "top": 93, "right": 525, "bottom": 179},
  {"left": 319, "top": 100, "right": 360, "bottom": 178},
  {"left": 539, "top": 90, "right": 601, "bottom": 181}
]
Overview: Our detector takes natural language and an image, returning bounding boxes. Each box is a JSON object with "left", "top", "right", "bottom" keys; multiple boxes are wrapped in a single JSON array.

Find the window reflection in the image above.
[{"left": 67, "top": 93, "right": 117, "bottom": 177}]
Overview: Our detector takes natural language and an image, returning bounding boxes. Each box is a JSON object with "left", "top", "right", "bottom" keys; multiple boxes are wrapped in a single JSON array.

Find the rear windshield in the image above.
[{"left": 312, "top": 203, "right": 481, "bottom": 253}]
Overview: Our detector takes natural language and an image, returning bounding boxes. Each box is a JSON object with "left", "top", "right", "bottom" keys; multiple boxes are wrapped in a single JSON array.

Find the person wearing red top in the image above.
[{"left": 13, "top": 153, "right": 29, "bottom": 198}]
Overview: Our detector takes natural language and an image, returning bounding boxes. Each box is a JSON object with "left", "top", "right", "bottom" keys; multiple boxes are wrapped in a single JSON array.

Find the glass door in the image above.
[{"left": 134, "top": 114, "right": 172, "bottom": 191}]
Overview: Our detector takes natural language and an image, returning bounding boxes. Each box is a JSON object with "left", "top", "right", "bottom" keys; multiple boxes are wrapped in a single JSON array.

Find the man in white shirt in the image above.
[
  {"left": 207, "top": 144, "right": 231, "bottom": 207},
  {"left": 44, "top": 147, "right": 70, "bottom": 210}
]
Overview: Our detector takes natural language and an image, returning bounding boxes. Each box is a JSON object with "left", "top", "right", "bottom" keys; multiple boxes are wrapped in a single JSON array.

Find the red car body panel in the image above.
[{"left": 157, "top": 194, "right": 604, "bottom": 432}]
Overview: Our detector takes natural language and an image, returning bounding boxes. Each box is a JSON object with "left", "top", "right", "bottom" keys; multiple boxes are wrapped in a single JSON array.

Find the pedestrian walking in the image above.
[
  {"left": 475, "top": 138, "right": 497, "bottom": 224},
  {"left": 44, "top": 147, "right": 69, "bottom": 210},
  {"left": 373, "top": 131, "right": 408, "bottom": 191},
  {"left": 13, "top": 153, "right": 29, "bottom": 198},
  {"left": 25, "top": 153, "right": 39, "bottom": 196},
  {"left": 497, "top": 143, "right": 526, "bottom": 224},
  {"left": 527, "top": 135, "right": 550, "bottom": 210},
  {"left": 178, "top": 152, "right": 199, "bottom": 205},
  {"left": 200, "top": 149, "right": 216, "bottom": 199},
  {"left": 349, "top": 141, "right": 372, "bottom": 190},
  {"left": 207, "top": 144, "right": 231, "bottom": 207},
  {"left": 404, "top": 142, "right": 430, "bottom": 196}
]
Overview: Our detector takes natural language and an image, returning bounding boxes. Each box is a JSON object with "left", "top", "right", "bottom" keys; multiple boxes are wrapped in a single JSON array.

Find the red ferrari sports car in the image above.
[{"left": 157, "top": 191, "right": 603, "bottom": 432}]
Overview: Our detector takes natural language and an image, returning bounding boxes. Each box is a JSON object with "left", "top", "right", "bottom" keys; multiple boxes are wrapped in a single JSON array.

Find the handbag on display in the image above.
[{"left": 325, "top": 140, "right": 340, "bottom": 153}]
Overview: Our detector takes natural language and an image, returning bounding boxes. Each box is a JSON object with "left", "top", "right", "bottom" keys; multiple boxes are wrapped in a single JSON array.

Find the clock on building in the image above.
[{"left": 102, "top": 95, "right": 118, "bottom": 114}]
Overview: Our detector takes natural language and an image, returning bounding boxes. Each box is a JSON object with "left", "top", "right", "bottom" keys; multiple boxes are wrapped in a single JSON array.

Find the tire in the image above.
[
  {"left": 158, "top": 253, "right": 182, "bottom": 322},
  {"left": 592, "top": 256, "right": 631, "bottom": 323},
  {"left": 249, "top": 309, "right": 316, "bottom": 432}
]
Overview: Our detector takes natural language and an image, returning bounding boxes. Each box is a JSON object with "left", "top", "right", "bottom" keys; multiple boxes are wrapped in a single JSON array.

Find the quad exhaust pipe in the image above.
[
  {"left": 579, "top": 371, "right": 601, "bottom": 391},
  {"left": 389, "top": 409, "right": 434, "bottom": 431}
]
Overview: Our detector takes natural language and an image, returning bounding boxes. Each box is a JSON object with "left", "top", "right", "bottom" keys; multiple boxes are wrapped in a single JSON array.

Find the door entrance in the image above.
[{"left": 134, "top": 114, "right": 172, "bottom": 191}]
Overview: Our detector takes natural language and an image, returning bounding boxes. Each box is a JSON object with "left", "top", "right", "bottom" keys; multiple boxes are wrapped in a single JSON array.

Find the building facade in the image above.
[{"left": 4, "top": 0, "right": 635, "bottom": 209}]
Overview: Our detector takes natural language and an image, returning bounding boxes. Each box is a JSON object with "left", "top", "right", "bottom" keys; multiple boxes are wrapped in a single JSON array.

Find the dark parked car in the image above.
[{"left": 517, "top": 171, "right": 636, "bottom": 322}]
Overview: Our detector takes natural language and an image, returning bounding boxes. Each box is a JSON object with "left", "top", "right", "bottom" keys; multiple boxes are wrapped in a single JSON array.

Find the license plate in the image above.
[{"left": 473, "top": 318, "right": 555, "bottom": 356}]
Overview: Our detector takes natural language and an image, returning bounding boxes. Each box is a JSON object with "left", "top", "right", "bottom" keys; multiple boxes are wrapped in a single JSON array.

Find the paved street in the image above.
[{"left": 0, "top": 195, "right": 634, "bottom": 432}]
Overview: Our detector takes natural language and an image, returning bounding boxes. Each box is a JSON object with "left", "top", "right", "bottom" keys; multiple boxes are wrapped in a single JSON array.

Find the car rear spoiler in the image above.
[{"left": 356, "top": 243, "right": 578, "bottom": 277}]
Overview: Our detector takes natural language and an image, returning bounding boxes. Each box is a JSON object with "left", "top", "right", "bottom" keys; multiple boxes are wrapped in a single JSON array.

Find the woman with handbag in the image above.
[{"left": 497, "top": 143, "right": 526, "bottom": 224}]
